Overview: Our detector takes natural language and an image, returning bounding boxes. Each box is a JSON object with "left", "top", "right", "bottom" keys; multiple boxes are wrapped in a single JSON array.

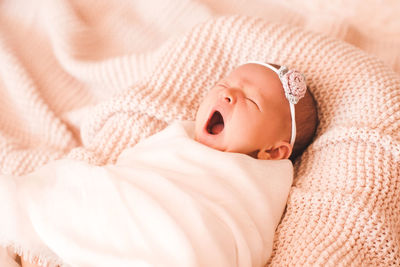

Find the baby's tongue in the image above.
[{"left": 211, "top": 123, "right": 224, "bottom": 134}]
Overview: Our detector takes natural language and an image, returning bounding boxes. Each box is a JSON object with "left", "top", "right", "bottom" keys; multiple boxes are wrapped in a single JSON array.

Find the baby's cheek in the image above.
[{"left": 225, "top": 122, "right": 251, "bottom": 149}]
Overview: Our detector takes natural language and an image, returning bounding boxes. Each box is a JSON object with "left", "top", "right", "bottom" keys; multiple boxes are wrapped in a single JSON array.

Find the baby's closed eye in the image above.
[{"left": 246, "top": 97, "right": 260, "bottom": 110}]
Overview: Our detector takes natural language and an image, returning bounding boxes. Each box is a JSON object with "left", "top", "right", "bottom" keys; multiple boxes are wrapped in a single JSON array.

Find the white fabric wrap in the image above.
[{"left": 3, "top": 121, "right": 293, "bottom": 267}]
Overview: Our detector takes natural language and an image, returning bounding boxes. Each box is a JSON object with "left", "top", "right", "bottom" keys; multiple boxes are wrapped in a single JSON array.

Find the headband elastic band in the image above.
[{"left": 246, "top": 61, "right": 307, "bottom": 147}]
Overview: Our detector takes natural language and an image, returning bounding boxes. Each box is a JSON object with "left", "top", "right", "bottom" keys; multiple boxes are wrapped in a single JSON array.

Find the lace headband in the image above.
[{"left": 246, "top": 61, "right": 307, "bottom": 147}]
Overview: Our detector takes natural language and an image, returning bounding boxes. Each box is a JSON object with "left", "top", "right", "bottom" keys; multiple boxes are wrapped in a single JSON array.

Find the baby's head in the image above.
[{"left": 195, "top": 62, "right": 317, "bottom": 161}]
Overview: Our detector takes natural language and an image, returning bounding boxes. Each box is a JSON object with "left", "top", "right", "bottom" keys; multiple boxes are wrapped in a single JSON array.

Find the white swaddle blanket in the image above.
[{"left": 1, "top": 121, "right": 293, "bottom": 267}]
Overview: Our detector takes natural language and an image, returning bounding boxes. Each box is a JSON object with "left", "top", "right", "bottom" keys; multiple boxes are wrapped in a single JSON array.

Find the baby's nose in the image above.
[
  {"left": 221, "top": 89, "right": 237, "bottom": 104},
  {"left": 224, "top": 95, "right": 232, "bottom": 103}
]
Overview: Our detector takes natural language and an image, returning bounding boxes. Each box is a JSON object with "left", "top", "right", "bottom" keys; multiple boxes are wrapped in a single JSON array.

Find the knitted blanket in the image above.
[{"left": 1, "top": 0, "right": 399, "bottom": 266}]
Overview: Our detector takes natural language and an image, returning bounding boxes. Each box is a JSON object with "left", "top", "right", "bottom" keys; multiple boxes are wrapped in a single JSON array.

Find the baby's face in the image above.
[{"left": 195, "top": 63, "right": 292, "bottom": 159}]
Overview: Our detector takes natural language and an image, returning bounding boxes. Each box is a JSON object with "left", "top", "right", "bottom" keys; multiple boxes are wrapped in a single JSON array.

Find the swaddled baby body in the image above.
[{"left": 4, "top": 62, "right": 317, "bottom": 267}]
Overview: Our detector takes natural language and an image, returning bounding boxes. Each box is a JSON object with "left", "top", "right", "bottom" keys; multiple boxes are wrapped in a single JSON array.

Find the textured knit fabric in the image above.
[{"left": 0, "top": 0, "right": 399, "bottom": 266}]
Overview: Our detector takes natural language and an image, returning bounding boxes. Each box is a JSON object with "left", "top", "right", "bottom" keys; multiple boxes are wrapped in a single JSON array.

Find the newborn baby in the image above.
[
  {"left": 6, "top": 62, "right": 317, "bottom": 267},
  {"left": 195, "top": 62, "right": 317, "bottom": 160}
]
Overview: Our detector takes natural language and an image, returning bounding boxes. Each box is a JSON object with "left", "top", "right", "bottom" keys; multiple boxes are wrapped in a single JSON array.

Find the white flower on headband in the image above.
[{"left": 278, "top": 66, "right": 307, "bottom": 104}]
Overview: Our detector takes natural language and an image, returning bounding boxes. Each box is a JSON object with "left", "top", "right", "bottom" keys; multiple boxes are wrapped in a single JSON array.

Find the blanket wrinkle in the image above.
[{"left": 0, "top": 0, "right": 399, "bottom": 266}]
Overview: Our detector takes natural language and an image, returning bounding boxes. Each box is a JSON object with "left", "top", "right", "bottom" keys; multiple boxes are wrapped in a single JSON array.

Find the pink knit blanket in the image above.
[{"left": 0, "top": 0, "right": 399, "bottom": 266}]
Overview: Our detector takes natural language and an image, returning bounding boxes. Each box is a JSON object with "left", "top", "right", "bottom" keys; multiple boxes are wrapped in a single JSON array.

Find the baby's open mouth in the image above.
[{"left": 207, "top": 111, "right": 224, "bottom": 135}]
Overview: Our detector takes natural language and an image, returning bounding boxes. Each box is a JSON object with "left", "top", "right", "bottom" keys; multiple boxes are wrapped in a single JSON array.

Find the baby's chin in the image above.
[
  {"left": 194, "top": 124, "right": 224, "bottom": 152},
  {"left": 193, "top": 119, "right": 203, "bottom": 142},
  {"left": 194, "top": 129, "right": 215, "bottom": 149}
]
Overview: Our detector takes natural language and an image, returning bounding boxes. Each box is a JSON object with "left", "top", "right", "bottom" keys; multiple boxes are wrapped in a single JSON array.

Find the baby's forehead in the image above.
[
  {"left": 229, "top": 64, "right": 278, "bottom": 81},
  {"left": 225, "top": 64, "right": 282, "bottom": 92}
]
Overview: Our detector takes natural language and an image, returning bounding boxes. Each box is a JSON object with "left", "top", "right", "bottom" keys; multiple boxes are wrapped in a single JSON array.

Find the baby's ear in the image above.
[{"left": 257, "top": 142, "right": 292, "bottom": 160}]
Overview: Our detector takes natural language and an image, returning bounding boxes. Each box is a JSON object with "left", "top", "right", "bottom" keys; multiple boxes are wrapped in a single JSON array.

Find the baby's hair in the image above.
[{"left": 290, "top": 87, "right": 318, "bottom": 161}]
